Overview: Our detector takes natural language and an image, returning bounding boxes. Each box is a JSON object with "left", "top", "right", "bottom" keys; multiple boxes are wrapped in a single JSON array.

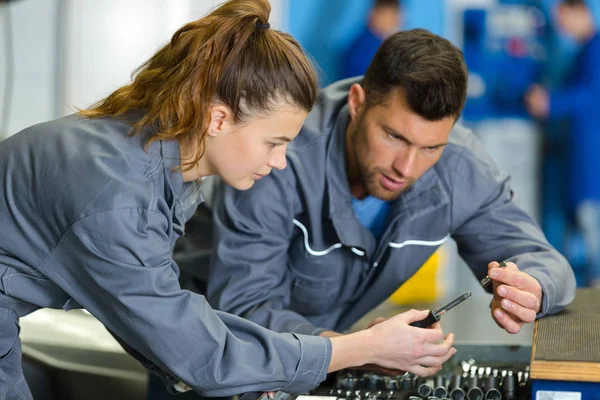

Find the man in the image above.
[
  {"left": 208, "top": 29, "right": 575, "bottom": 346},
  {"left": 525, "top": 0, "right": 600, "bottom": 287},
  {"left": 342, "top": 0, "right": 403, "bottom": 79}
]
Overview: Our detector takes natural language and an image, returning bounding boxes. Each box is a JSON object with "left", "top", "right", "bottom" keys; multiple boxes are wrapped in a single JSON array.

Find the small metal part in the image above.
[
  {"left": 466, "top": 374, "right": 479, "bottom": 390},
  {"left": 433, "top": 386, "right": 448, "bottom": 399},
  {"left": 433, "top": 375, "right": 448, "bottom": 398},
  {"left": 450, "top": 387, "right": 466, "bottom": 400},
  {"left": 412, "top": 292, "right": 473, "bottom": 328},
  {"left": 502, "top": 371, "right": 516, "bottom": 400},
  {"left": 477, "top": 367, "right": 485, "bottom": 378},
  {"left": 400, "top": 373, "right": 415, "bottom": 390},
  {"left": 338, "top": 373, "right": 358, "bottom": 390},
  {"left": 521, "top": 371, "right": 530, "bottom": 387},
  {"left": 461, "top": 360, "right": 475, "bottom": 375},
  {"left": 484, "top": 375, "right": 497, "bottom": 392},
  {"left": 435, "top": 375, "right": 446, "bottom": 388},
  {"left": 436, "top": 292, "right": 473, "bottom": 317},
  {"left": 484, "top": 388, "right": 502, "bottom": 400},
  {"left": 466, "top": 386, "right": 484, "bottom": 400},
  {"left": 480, "top": 261, "right": 508, "bottom": 288},
  {"left": 449, "top": 374, "right": 463, "bottom": 391},
  {"left": 418, "top": 381, "right": 433, "bottom": 397},
  {"left": 471, "top": 366, "right": 478, "bottom": 376},
  {"left": 388, "top": 378, "right": 400, "bottom": 391}
]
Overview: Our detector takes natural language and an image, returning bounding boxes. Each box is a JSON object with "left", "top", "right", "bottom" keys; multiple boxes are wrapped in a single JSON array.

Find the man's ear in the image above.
[
  {"left": 206, "top": 104, "right": 233, "bottom": 137},
  {"left": 347, "top": 83, "right": 367, "bottom": 121}
]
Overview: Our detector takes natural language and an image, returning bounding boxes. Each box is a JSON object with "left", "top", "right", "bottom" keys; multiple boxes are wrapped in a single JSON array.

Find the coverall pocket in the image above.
[
  {"left": 0, "top": 266, "right": 70, "bottom": 309},
  {"left": 0, "top": 309, "right": 20, "bottom": 362},
  {"left": 289, "top": 269, "right": 338, "bottom": 314}
]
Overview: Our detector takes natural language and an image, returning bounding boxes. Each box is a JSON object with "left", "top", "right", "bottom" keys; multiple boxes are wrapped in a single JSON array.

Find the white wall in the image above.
[
  {"left": 62, "top": 0, "right": 286, "bottom": 114},
  {"left": 0, "top": 0, "right": 285, "bottom": 138},
  {"left": 0, "top": 0, "right": 60, "bottom": 138}
]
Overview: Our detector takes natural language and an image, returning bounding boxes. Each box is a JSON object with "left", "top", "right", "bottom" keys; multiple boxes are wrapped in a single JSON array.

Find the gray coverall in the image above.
[
  {"left": 0, "top": 114, "right": 331, "bottom": 399},
  {"left": 207, "top": 78, "right": 577, "bottom": 336}
]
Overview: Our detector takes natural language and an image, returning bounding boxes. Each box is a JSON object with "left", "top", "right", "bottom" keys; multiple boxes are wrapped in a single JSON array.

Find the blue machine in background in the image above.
[
  {"left": 458, "top": 1, "right": 548, "bottom": 231},
  {"left": 461, "top": 2, "right": 547, "bottom": 121},
  {"left": 459, "top": 0, "right": 590, "bottom": 286}
]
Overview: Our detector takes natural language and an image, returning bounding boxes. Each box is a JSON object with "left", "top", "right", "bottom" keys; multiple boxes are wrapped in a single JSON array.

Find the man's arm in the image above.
[
  {"left": 450, "top": 143, "right": 576, "bottom": 319},
  {"left": 207, "top": 174, "right": 325, "bottom": 335}
]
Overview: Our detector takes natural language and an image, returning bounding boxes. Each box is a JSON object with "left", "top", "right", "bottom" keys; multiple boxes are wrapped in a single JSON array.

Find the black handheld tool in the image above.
[
  {"left": 479, "top": 261, "right": 508, "bottom": 289},
  {"left": 409, "top": 291, "right": 472, "bottom": 328}
]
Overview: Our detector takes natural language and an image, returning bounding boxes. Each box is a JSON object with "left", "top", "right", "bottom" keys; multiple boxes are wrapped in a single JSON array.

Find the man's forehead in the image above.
[{"left": 368, "top": 106, "right": 453, "bottom": 147}]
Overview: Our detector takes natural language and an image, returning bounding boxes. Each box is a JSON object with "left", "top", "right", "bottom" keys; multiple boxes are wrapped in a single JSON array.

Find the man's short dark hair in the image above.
[
  {"left": 561, "top": 0, "right": 586, "bottom": 7},
  {"left": 374, "top": 0, "right": 401, "bottom": 9},
  {"left": 362, "top": 28, "right": 468, "bottom": 121}
]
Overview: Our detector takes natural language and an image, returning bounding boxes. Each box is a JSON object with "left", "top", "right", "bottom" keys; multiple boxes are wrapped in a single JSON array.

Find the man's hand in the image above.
[
  {"left": 487, "top": 261, "right": 543, "bottom": 334},
  {"left": 524, "top": 85, "right": 550, "bottom": 119}
]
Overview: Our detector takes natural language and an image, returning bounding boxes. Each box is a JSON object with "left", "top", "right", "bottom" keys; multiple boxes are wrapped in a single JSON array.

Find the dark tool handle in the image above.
[{"left": 409, "top": 310, "right": 440, "bottom": 328}]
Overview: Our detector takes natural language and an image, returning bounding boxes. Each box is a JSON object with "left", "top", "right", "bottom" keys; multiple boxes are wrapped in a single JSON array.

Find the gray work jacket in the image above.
[
  {"left": 0, "top": 114, "right": 330, "bottom": 395},
  {"left": 208, "top": 78, "right": 577, "bottom": 335}
]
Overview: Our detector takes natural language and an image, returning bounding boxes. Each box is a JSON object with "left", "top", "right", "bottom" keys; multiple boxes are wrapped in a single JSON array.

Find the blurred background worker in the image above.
[
  {"left": 525, "top": 0, "right": 600, "bottom": 287},
  {"left": 341, "top": 0, "right": 403, "bottom": 79}
]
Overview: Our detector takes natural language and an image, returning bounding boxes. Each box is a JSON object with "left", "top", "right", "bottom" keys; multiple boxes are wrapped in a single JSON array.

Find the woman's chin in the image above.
[{"left": 227, "top": 178, "right": 255, "bottom": 191}]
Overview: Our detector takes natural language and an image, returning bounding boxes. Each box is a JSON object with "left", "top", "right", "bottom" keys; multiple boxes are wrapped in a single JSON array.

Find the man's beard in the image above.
[{"left": 360, "top": 166, "right": 413, "bottom": 201}]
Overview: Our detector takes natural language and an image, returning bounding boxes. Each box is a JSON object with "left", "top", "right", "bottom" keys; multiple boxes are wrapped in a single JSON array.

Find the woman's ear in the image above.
[
  {"left": 347, "top": 83, "right": 366, "bottom": 121},
  {"left": 207, "top": 104, "right": 233, "bottom": 137}
]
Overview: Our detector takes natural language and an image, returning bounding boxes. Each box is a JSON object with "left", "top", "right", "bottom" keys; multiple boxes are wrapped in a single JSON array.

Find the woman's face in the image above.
[{"left": 204, "top": 102, "right": 308, "bottom": 190}]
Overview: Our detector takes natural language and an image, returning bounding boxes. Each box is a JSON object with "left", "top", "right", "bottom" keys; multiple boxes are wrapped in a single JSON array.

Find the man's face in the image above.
[
  {"left": 371, "top": 5, "right": 403, "bottom": 38},
  {"left": 346, "top": 85, "right": 455, "bottom": 201},
  {"left": 555, "top": 4, "right": 589, "bottom": 40}
]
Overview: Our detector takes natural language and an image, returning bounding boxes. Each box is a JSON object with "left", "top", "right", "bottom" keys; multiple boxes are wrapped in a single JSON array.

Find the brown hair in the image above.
[
  {"left": 374, "top": 0, "right": 401, "bottom": 9},
  {"left": 561, "top": 0, "right": 586, "bottom": 7},
  {"left": 80, "top": 0, "right": 317, "bottom": 169},
  {"left": 362, "top": 28, "right": 467, "bottom": 121}
]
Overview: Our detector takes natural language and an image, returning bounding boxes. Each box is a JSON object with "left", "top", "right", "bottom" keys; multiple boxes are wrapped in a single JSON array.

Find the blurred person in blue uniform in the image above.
[
  {"left": 525, "top": 0, "right": 600, "bottom": 287},
  {"left": 342, "top": 0, "right": 403, "bottom": 79}
]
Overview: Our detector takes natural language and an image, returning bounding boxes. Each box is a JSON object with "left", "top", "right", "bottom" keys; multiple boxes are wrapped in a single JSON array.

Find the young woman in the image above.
[{"left": 0, "top": 0, "right": 454, "bottom": 398}]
